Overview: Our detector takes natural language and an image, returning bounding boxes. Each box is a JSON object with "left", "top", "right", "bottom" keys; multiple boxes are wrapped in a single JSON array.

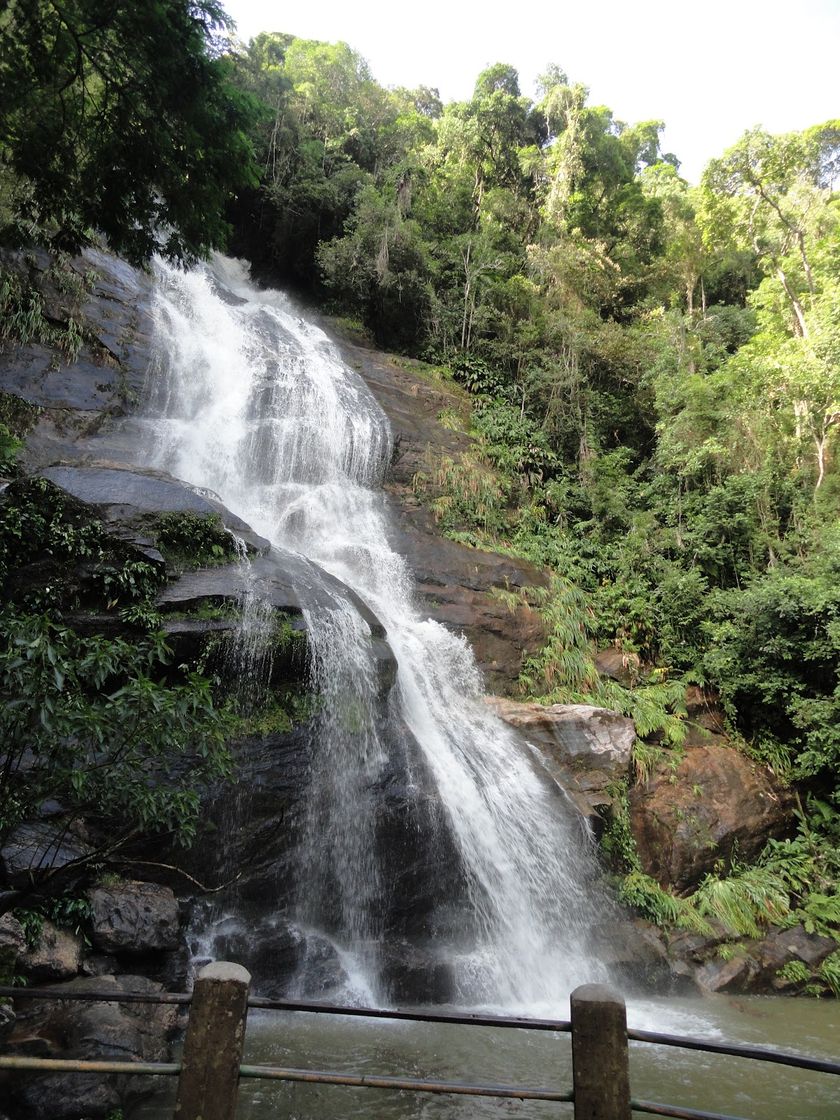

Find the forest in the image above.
[{"left": 1, "top": 1, "right": 839, "bottom": 960}]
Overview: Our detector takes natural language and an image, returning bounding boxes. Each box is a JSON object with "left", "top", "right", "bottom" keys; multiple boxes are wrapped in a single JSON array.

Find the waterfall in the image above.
[{"left": 137, "top": 255, "right": 611, "bottom": 1012}]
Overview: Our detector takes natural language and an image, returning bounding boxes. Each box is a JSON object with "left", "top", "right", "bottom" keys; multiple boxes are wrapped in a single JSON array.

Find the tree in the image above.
[
  {"left": 0, "top": 613, "right": 232, "bottom": 913},
  {"left": 0, "top": 0, "right": 260, "bottom": 263},
  {"left": 700, "top": 123, "right": 840, "bottom": 337}
]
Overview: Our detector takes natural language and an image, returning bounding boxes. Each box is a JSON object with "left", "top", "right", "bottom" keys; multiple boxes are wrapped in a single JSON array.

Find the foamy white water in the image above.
[{"left": 137, "top": 255, "right": 611, "bottom": 1011}]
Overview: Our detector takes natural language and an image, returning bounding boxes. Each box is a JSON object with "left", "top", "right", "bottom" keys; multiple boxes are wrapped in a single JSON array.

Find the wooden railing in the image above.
[{"left": 2, "top": 962, "right": 839, "bottom": 1120}]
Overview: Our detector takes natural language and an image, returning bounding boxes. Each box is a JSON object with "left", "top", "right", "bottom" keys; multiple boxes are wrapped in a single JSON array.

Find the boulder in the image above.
[
  {"left": 629, "top": 743, "right": 794, "bottom": 892},
  {"left": 379, "top": 940, "right": 453, "bottom": 1004},
  {"left": 206, "top": 918, "right": 348, "bottom": 998},
  {"left": 756, "top": 924, "right": 837, "bottom": 991},
  {"left": 20, "top": 920, "right": 82, "bottom": 981},
  {"left": 695, "top": 950, "right": 759, "bottom": 993},
  {"left": 668, "top": 921, "right": 838, "bottom": 995},
  {"left": 485, "top": 697, "right": 634, "bottom": 821},
  {"left": 88, "top": 880, "right": 180, "bottom": 955},
  {"left": 594, "top": 647, "right": 641, "bottom": 687},
  {"left": 594, "top": 917, "right": 675, "bottom": 990},
  {"left": 0, "top": 1001, "right": 15, "bottom": 1045}
]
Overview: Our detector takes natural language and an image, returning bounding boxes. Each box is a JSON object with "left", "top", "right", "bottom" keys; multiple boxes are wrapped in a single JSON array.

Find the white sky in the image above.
[{"left": 224, "top": 0, "right": 839, "bottom": 183}]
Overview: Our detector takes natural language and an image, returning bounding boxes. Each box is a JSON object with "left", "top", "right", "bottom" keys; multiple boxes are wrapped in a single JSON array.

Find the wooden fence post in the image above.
[
  {"left": 570, "top": 983, "right": 631, "bottom": 1120},
  {"left": 174, "top": 960, "right": 251, "bottom": 1120}
]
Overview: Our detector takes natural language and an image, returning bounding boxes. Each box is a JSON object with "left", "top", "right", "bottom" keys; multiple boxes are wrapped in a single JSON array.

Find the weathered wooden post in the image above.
[
  {"left": 174, "top": 960, "right": 251, "bottom": 1120},
  {"left": 570, "top": 983, "right": 631, "bottom": 1120}
]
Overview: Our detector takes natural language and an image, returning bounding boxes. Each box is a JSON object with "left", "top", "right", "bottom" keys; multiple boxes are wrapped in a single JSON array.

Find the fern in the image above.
[
  {"left": 693, "top": 866, "right": 790, "bottom": 938},
  {"left": 799, "top": 893, "right": 840, "bottom": 938},
  {"left": 817, "top": 950, "right": 840, "bottom": 996},
  {"left": 618, "top": 870, "right": 713, "bottom": 934}
]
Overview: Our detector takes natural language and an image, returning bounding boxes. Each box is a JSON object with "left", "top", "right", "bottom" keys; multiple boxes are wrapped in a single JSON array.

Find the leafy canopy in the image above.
[{"left": 0, "top": 0, "right": 260, "bottom": 262}]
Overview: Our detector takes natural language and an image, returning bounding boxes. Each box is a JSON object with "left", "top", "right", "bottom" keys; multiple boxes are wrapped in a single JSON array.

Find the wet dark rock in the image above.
[
  {"left": 371, "top": 714, "right": 471, "bottom": 942},
  {"left": 595, "top": 918, "right": 675, "bottom": 991},
  {"left": 88, "top": 880, "right": 181, "bottom": 955},
  {"left": 0, "top": 1002, "right": 15, "bottom": 1045},
  {"left": 175, "top": 704, "right": 470, "bottom": 954},
  {"left": 1, "top": 822, "right": 92, "bottom": 888},
  {"left": 380, "top": 940, "right": 453, "bottom": 1005},
  {"left": 165, "top": 725, "right": 311, "bottom": 911},
  {"left": 629, "top": 743, "right": 794, "bottom": 892},
  {"left": 39, "top": 462, "right": 271, "bottom": 555},
  {"left": 158, "top": 545, "right": 397, "bottom": 695},
  {"left": 0, "top": 247, "right": 153, "bottom": 472},
  {"left": 209, "top": 919, "right": 347, "bottom": 998},
  {"left": 79, "top": 953, "right": 120, "bottom": 978},
  {"left": 0, "top": 915, "right": 26, "bottom": 959}
]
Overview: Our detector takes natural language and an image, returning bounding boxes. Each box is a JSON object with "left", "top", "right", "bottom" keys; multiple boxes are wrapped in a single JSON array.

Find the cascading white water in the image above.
[{"left": 136, "top": 255, "right": 611, "bottom": 1012}]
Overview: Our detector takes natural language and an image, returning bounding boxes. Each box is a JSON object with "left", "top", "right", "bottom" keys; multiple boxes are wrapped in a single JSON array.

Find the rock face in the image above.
[
  {"left": 629, "top": 743, "right": 794, "bottom": 892},
  {"left": 667, "top": 922, "right": 838, "bottom": 995},
  {"left": 330, "top": 330, "right": 548, "bottom": 694},
  {"left": 0, "top": 247, "right": 155, "bottom": 469},
  {"left": 174, "top": 713, "right": 470, "bottom": 1004},
  {"left": 390, "top": 509, "right": 547, "bottom": 693},
  {"left": 486, "top": 697, "right": 634, "bottom": 822},
  {"left": 207, "top": 918, "right": 348, "bottom": 999},
  {"left": 40, "top": 462, "right": 272, "bottom": 554},
  {"left": 88, "top": 881, "right": 180, "bottom": 955}
]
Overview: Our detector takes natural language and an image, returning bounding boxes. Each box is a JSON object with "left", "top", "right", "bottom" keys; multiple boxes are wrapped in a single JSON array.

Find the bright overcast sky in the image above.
[{"left": 224, "top": 0, "right": 839, "bottom": 183}]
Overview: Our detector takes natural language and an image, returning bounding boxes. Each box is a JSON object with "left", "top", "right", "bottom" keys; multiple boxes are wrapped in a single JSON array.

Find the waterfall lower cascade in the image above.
[{"left": 139, "top": 256, "right": 611, "bottom": 1013}]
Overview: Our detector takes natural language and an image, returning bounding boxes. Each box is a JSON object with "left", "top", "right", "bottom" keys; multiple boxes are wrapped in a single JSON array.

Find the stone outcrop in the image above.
[
  {"left": 629, "top": 743, "right": 794, "bottom": 892},
  {"left": 485, "top": 697, "right": 634, "bottom": 823},
  {"left": 1, "top": 247, "right": 154, "bottom": 471},
  {"left": 88, "top": 881, "right": 181, "bottom": 955},
  {"left": 1, "top": 822, "right": 92, "bottom": 889},
  {"left": 390, "top": 509, "right": 547, "bottom": 693},
  {"left": 207, "top": 918, "right": 348, "bottom": 999},
  {"left": 665, "top": 922, "right": 837, "bottom": 995},
  {"left": 0, "top": 916, "right": 26, "bottom": 1007}
]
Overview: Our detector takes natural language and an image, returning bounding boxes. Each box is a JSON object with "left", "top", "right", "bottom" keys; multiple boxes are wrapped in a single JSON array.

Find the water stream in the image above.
[{"left": 133, "top": 255, "right": 610, "bottom": 1011}]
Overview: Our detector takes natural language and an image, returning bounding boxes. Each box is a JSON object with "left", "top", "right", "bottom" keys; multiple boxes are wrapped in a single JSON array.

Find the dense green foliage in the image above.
[
  {"left": 0, "top": 0, "right": 259, "bottom": 262},
  {"left": 0, "top": 478, "right": 232, "bottom": 907}
]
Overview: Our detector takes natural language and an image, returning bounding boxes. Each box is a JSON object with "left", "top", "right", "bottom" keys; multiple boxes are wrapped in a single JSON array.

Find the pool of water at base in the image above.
[{"left": 133, "top": 993, "right": 838, "bottom": 1120}]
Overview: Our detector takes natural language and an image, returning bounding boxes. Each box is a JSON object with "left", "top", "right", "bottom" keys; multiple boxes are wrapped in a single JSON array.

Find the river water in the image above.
[
  {"left": 130, "top": 258, "right": 837, "bottom": 1118},
  {"left": 135, "top": 995, "right": 838, "bottom": 1120}
]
